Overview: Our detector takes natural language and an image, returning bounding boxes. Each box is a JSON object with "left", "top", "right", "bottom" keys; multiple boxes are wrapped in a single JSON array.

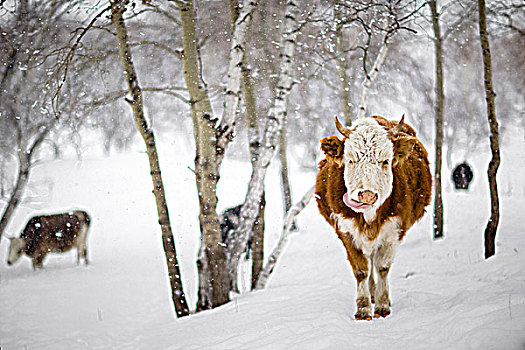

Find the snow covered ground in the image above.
[{"left": 1, "top": 134, "right": 524, "bottom": 350}]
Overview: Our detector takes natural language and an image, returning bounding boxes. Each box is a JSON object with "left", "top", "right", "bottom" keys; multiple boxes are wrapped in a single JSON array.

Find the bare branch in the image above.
[
  {"left": 52, "top": 5, "right": 112, "bottom": 116},
  {"left": 88, "top": 86, "right": 190, "bottom": 108}
]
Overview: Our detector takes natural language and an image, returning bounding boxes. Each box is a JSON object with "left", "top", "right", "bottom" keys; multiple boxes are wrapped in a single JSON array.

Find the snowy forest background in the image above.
[
  {"left": 1, "top": 0, "right": 522, "bottom": 167},
  {"left": 1, "top": 0, "right": 524, "bottom": 349}
]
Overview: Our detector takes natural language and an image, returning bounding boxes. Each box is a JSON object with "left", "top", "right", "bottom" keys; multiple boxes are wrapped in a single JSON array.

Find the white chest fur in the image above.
[{"left": 334, "top": 215, "right": 402, "bottom": 257}]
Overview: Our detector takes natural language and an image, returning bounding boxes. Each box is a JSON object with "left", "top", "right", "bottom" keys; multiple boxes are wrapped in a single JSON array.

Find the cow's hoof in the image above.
[
  {"left": 355, "top": 313, "right": 373, "bottom": 321},
  {"left": 373, "top": 307, "right": 391, "bottom": 318}
]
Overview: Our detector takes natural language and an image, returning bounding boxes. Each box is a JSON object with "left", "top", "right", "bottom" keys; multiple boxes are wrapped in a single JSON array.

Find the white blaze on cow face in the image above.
[
  {"left": 7, "top": 237, "right": 26, "bottom": 265},
  {"left": 342, "top": 118, "right": 394, "bottom": 222}
]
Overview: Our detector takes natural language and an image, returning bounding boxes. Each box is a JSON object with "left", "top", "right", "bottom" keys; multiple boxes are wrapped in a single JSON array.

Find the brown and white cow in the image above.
[
  {"left": 7, "top": 210, "right": 91, "bottom": 269},
  {"left": 315, "top": 115, "right": 432, "bottom": 320}
]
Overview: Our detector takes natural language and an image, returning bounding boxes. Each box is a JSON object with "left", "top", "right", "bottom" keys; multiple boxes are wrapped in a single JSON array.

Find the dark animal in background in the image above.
[
  {"left": 315, "top": 115, "right": 432, "bottom": 320},
  {"left": 7, "top": 210, "right": 91, "bottom": 269},
  {"left": 452, "top": 163, "right": 473, "bottom": 190},
  {"left": 220, "top": 205, "right": 252, "bottom": 258}
]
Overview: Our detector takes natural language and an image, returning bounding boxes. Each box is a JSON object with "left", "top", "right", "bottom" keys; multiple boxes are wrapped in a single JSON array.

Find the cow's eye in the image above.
[
  {"left": 348, "top": 160, "right": 354, "bottom": 165},
  {"left": 382, "top": 160, "right": 389, "bottom": 166}
]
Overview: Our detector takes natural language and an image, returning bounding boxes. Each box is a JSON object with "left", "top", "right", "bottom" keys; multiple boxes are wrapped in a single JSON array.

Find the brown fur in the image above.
[
  {"left": 21, "top": 211, "right": 91, "bottom": 268},
  {"left": 315, "top": 116, "right": 432, "bottom": 319},
  {"left": 320, "top": 135, "right": 344, "bottom": 167},
  {"left": 316, "top": 119, "right": 431, "bottom": 239}
]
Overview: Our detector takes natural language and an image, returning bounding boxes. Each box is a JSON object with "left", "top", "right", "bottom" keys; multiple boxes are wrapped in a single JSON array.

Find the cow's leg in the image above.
[
  {"left": 79, "top": 241, "right": 89, "bottom": 265},
  {"left": 369, "top": 254, "right": 376, "bottom": 304},
  {"left": 77, "top": 223, "right": 89, "bottom": 265},
  {"left": 83, "top": 245, "right": 89, "bottom": 265},
  {"left": 76, "top": 241, "right": 86, "bottom": 265},
  {"left": 338, "top": 232, "right": 372, "bottom": 321},
  {"left": 373, "top": 241, "right": 399, "bottom": 318},
  {"left": 33, "top": 253, "right": 45, "bottom": 269}
]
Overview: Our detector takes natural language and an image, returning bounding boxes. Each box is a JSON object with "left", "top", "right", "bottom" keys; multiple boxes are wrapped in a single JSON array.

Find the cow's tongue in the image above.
[{"left": 343, "top": 192, "right": 369, "bottom": 210}]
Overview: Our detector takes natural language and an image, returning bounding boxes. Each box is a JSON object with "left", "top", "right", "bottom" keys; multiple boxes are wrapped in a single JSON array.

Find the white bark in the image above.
[
  {"left": 219, "top": 0, "right": 257, "bottom": 150},
  {"left": 255, "top": 186, "right": 314, "bottom": 290},
  {"left": 226, "top": 0, "right": 301, "bottom": 292},
  {"left": 357, "top": 40, "right": 389, "bottom": 118},
  {"left": 179, "top": 0, "right": 256, "bottom": 308},
  {"left": 111, "top": 0, "right": 189, "bottom": 316}
]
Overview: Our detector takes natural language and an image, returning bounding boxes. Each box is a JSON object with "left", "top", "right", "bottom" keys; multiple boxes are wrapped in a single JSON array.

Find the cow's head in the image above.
[
  {"left": 7, "top": 237, "right": 26, "bottom": 266},
  {"left": 321, "top": 115, "right": 417, "bottom": 222}
]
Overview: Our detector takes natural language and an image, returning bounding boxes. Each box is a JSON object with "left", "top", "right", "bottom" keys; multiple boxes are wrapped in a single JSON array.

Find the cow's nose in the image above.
[
  {"left": 7, "top": 261, "right": 12, "bottom": 266},
  {"left": 358, "top": 190, "right": 378, "bottom": 205}
]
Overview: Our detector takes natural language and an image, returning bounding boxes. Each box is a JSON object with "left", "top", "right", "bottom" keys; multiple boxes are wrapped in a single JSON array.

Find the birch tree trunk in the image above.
[
  {"left": 430, "top": 0, "right": 445, "bottom": 240},
  {"left": 228, "top": 0, "right": 266, "bottom": 289},
  {"left": 178, "top": 0, "right": 256, "bottom": 308},
  {"left": 250, "top": 194, "right": 265, "bottom": 289},
  {"left": 241, "top": 65, "right": 261, "bottom": 162},
  {"left": 226, "top": 0, "right": 301, "bottom": 293},
  {"left": 356, "top": 39, "right": 389, "bottom": 118},
  {"left": 110, "top": 0, "right": 189, "bottom": 317},
  {"left": 279, "top": 130, "right": 296, "bottom": 231},
  {"left": 219, "top": 0, "right": 258, "bottom": 155},
  {"left": 227, "top": 0, "right": 261, "bottom": 171},
  {"left": 255, "top": 186, "right": 314, "bottom": 290},
  {"left": 177, "top": 0, "right": 228, "bottom": 310},
  {"left": 241, "top": 65, "right": 266, "bottom": 289},
  {"left": 477, "top": 0, "right": 500, "bottom": 259},
  {"left": 334, "top": 5, "right": 352, "bottom": 125}
]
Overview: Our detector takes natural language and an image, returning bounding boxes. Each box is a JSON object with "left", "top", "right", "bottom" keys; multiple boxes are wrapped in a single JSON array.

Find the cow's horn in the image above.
[
  {"left": 388, "top": 114, "right": 405, "bottom": 137},
  {"left": 334, "top": 115, "right": 352, "bottom": 138}
]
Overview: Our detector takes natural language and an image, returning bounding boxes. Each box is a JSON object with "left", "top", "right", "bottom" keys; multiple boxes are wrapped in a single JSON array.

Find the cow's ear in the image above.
[
  {"left": 320, "top": 136, "right": 344, "bottom": 167},
  {"left": 393, "top": 136, "right": 418, "bottom": 166}
]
